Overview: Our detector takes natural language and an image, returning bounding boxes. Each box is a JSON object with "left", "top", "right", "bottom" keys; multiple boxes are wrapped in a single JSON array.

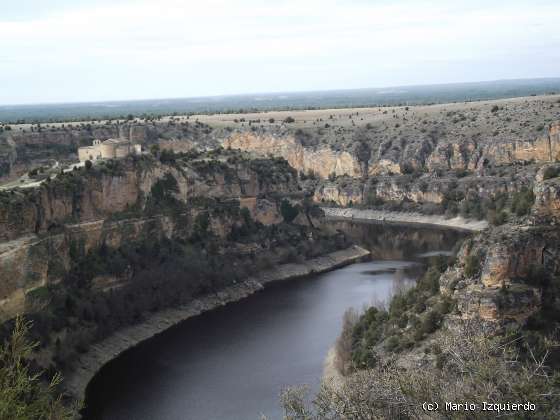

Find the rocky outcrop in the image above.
[
  {"left": 0, "top": 136, "right": 17, "bottom": 178},
  {"left": 440, "top": 224, "right": 559, "bottom": 324},
  {"left": 425, "top": 141, "right": 479, "bottom": 172},
  {"left": 0, "top": 155, "right": 300, "bottom": 321},
  {"left": 223, "top": 122, "right": 560, "bottom": 183},
  {"left": 532, "top": 163, "right": 560, "bottom": 223},
  {"left": 314, "top": 181, "right": 364, "bottom": 207},
  {"left": 0, "top": 216, "right": 174, "bottom": 320},
  {"left": 313, "top": 172, "right": 529, "bottom": 208},
  {"left": 481, "top": 122, "right": 560, "bottom": 166},
  {"left": 223, "top": 132, "right": 362, "bottom": 178},
  {"left": 0, "top": 156, "right": 298, "bottom": 242},
  {"left": 368, "top": 159, "right": 402, "bottom": 175}
]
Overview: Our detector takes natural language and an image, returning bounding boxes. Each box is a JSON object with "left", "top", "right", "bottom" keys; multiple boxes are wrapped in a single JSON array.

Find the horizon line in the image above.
[{"left": 2, "top": 76, "right": 559, "bottom": 108}]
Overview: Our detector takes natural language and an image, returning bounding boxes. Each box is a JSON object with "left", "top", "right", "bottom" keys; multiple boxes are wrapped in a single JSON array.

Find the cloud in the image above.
[{"left": 0, "top": 0, "right": 559, "bottom": 104}]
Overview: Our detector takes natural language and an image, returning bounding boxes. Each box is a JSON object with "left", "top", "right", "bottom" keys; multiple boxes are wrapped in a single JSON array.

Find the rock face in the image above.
[
  {"left": 0, "top": 155, "right": 300, "bottom": 320},
  {"left": 223, "top": 123, "right": 560, "bottom": 183},
  {"left": 440, "top": 224, "right": 559, "bottom": 325},
  {"left": 425, "top": 140, "right": 479, "bottom": 172},
  {"left": 0, "top": 157, "right": 297, "bottom": 242},
  {"left": 314, "top": 181, "right": 364, "bottom": 207},
  {"left": 0, "top": 216, "right": 173, "bottom": 320},
  {"left": 0, "top": 136, "right": 17, "bottom": 178},
  {"left": 532, "top": 164, "right": 560, "bottom": 223},
  {"left": 223, "top": 132, "right": 363, "bottom": 178},
  {"left": 313, "top": 172, "right": 529, "bottom": 208}
]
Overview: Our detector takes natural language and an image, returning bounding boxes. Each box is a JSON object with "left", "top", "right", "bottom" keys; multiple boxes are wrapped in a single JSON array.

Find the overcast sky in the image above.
[{"left": 1, "top": 0, "right": 559, "bottom": 105}]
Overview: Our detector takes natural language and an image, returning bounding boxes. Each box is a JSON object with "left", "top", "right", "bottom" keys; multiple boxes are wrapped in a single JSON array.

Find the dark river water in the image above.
[{"left": 83, "top": 222, "right": 464, "bottom": 420}]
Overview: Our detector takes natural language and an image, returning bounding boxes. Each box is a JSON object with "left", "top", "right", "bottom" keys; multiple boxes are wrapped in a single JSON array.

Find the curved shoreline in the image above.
[
  {"left": 63, "top": 245, "right": 370, "bottom": 404},
  {"left": 322, "top": 207, "right": 488, "bottom": 232}
]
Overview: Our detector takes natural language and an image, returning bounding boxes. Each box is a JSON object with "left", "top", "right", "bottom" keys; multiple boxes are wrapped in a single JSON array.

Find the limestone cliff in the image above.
[
  {"left": 223, "top": 132, "right": 363, "bottom": 178},
  {"left": 439, "top": 224, "right": 559, "bottom": 325},
  {"left": 222, "top": 123, "right": 560, "bottom": 183},
  {"left": 0, "top": 153, "right": 302, "bottom": 321},
  {"left": 532, "top": 163, "right": 560, "bottom": 223},
  {"left": 313, "top": 171, "right": 531, "bottom": 209}
]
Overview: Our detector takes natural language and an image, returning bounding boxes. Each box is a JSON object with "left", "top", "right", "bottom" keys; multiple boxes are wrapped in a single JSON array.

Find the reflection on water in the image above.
[
  {"left": 330, "top": 220, "right": 466, "bottom": 261},
  {"left": 83, "top": 223, "right": 466, "bottom": 420},
  {"left": 416, "top": 250, "right": 455, "bottom": 258}
]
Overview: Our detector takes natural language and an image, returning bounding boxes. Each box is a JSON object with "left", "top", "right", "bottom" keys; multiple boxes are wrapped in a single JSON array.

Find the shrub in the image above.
[
  {"left": 488, "top": 210, "right": 508, "bottom": 226},
  {"left": 384, "top": 336, "right": 400, "bottom": 351},
  {"left": 420, "top": 310, "right": 442, "bottom": 335},
  {"left": 0, "top": 317, "right": 75, "bottom": 419},
  {"left": 433, "top": 297, "right": 453, "bottom": 315},
  {"left": 281, "top": 324, "right": 560, "bottom": 419},
  {"left": 149, "top": 144, "right": 160, "bottom": 155},
  {"left": 280, "top": 199, "right": 299, "bottom": 223},
  {"left": 464, "top": 253, "right": 481, "bottom": 278},
  {"left": 159, "top": 149, "right": 176, "bottom": 164},
  {"left": 511, "top": 187, "right": 535, "bottom": 216},
  {"left": 150, "top": 173, "right": 179, "bottom": 201},
  {"left": 417, "top": 267, "right": 441, "bottom": 295},
  {"left": 543, "top": 166, "right": 560, "bottom": 180}
]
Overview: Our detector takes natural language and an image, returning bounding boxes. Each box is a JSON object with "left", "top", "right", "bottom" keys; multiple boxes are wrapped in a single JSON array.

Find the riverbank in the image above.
[
  {"left": 322, "top": 207, "right": 488, "bottom": 232},
  {"left": 63, "top": 245, "right": 370, "bottom": 404}
]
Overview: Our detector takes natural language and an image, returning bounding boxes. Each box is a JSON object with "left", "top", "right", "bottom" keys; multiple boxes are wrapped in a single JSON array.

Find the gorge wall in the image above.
[
  {"left": 0, "top": 153, "right": 304, "bottom": 321},
  {"left": 439, "top": 164, "right": 560, "bottom": 326},
  {"left": 222, "top": 122, "right": 559, "bottom": 209},
  {"left": 223, "top": 122, "right": 560, "bottom": 180}
]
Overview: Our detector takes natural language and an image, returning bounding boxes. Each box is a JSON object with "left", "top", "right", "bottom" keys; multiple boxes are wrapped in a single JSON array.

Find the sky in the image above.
[{"left": 1, "top": 0, "right": 559, "bottom": 105}]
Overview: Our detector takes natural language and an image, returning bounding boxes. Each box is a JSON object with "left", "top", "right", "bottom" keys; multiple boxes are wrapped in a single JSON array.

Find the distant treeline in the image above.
[{"left": 1, "top": 78, "right": 559, "bottom": 124}]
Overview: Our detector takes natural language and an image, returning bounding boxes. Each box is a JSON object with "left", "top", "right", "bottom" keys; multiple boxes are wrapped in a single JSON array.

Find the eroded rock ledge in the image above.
[
  {"left": 322, "top": 207, "right": 488, "bottom": 232},
  {"left": 63, "top": 245, "right": 370, "bottom": 403}
]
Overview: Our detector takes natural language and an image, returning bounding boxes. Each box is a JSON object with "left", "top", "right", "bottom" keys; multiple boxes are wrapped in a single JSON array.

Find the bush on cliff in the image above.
[
  {"left": 280, "top": 199, "right": 299, "bottom": 223},
  {"left": 511, "top": 187, "right": 535, "bottom": 216},
  {"left": 543, "top": 166, "right": 560, "bottom": 180},
  {"left": 464, "top": 253, "right": 481, "bottom": 278}
]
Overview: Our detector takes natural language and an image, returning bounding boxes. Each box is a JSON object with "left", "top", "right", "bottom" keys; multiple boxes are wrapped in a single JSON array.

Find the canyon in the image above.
[{"left": 1, "top": 94, "right": 560, "bottom": 418}]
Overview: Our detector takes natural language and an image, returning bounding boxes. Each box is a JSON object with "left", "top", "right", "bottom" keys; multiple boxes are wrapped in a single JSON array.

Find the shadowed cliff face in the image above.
[{"left": 329, "top": 220, "right": 465, "bottom": 260}]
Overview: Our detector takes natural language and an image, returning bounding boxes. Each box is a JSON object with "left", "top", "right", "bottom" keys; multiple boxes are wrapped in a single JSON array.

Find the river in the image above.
[{"left": 83, "top": 222, "right": 465, "bottom": 420}]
